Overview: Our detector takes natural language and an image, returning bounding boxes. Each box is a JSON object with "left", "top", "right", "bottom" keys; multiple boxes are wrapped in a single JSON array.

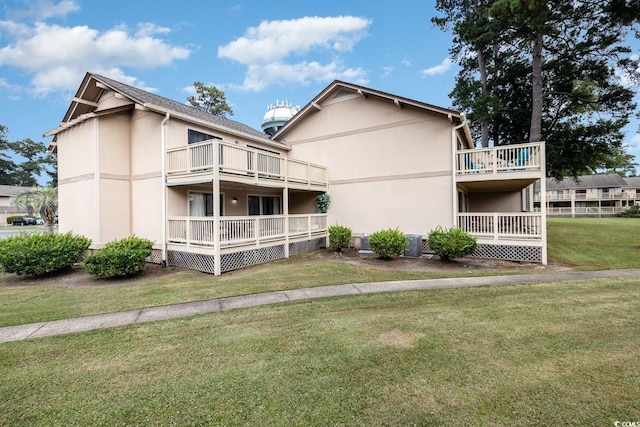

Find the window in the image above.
[
  {"left": 248, "top": 195, "right": 281, "bottom": 215},
  {"left": 188, "top": 129, "right": 220, "bottom": 144},
  {"left": 189, "top": 193, "right": 223, "bottom": 216}
]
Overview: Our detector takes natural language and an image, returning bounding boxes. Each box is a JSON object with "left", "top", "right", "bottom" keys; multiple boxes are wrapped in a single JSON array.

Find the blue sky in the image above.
[{"left": 1, "top": 0, "right": 639, "bottom": 178}]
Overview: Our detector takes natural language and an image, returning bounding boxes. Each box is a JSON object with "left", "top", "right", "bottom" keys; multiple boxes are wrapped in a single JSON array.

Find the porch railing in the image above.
[
  {"left": 167, "top": 214, "right": 327, "bottom": 247},
  {"left": 539, "top": 207, "right": 626, "bottom": 216},
  {"left": 457, "top": 142, "right": 543, "bottom": 176},
  {"left": 535, "top": 191, "right": 635, "bottom": 202},
  {"left": 457, "top": 212, "right": 542, "bottom": 240},
  {"left": 166, "top": 140, "right": 327, "bottom": 186}
]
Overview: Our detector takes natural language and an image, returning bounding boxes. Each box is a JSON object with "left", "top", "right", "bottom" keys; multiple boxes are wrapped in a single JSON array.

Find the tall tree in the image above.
[
  {"left": 0, "top": 126, "right": 57, "bottom": 187},
  {"left": 434, "top": 0, "right": 640, "bottom": 179},
  {"left": 187, "top": 82, "right": 234, "bottom": 117}
]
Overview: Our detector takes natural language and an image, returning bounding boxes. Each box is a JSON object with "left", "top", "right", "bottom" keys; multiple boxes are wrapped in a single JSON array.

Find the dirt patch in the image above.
[
  {"left": 292, "top": 248, "right": 564, "bottom": 274},
  {"left": 379, "top": 329, "right": 421, "bottom": 348},
  {"left": 0, "top": 248, "right": 569, "bottom": 289},
  {"left": 0, "top": 263, "right": 182, "bottom": 289}
]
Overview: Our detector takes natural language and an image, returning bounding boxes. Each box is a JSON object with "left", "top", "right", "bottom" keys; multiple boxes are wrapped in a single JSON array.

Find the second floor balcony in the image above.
[
  {"left": 166, "top": 140, "right": 328, "bottom": 190},
  {"left": 456, "top": 142, "right": 544, "bottom": 183}
]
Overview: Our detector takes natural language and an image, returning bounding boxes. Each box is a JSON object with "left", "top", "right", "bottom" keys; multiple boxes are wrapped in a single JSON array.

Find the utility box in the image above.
[
  {"left": 359, "top": 236, "right": 373, "bottom": 253},
  {"left": 404, "top": 234, "right": 423, "bottom": 258}
]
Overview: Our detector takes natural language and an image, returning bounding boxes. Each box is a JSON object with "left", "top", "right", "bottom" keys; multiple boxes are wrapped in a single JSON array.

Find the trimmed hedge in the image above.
[
  {"left": 83, "top": 236, "right": 154, "bottom": 278},
  {"left": 328, "top": 224, "right": 352, "bottom": 252},
  {"left": 369, "top": 227, "right": 408, "bottom": 259},
  {"left": 0, "top": 232, "right": 91, "bottom": 276},
  {"left": 427, "top": 226, "right": 478, "bottom": 261}
]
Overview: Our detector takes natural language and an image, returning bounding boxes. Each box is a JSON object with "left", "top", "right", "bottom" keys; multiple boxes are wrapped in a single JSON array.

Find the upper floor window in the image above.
[{"left": 188, "top": 129, "right": 221, "bottom": 144}]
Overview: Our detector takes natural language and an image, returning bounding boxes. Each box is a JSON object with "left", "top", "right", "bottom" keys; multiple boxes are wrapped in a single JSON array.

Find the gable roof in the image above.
[
  {"left": 540, "top": 173, "right": 631, "bottom": 190},
  {"left": 45, "top": 72, "right": 274, "bottom": 148},
  {"left": 0, "top": 185, "right": 34, "bottom": 198},
  {"left": 272, "top": 80, "right": 473, "bottom": 147}
]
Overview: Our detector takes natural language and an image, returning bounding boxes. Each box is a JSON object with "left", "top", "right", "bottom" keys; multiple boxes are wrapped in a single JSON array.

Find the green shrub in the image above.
[
  {"left": 0, "top": 232, "right": 91, "bottom": 276},
  {"left": 83, "top": 235, "right": 154, "bottom": 278},
  {"left": 6, "top": 215, "right": 23, "bottom": 225},
  {"left": 368, "top": 227, "right": 408, "bottom": 259},
  {"left": 328, "top": 224, "right": 352, "bottom": 252},
  {"left": 427, "top": 226, "right": 478, "bottom": 261},
  {"left": 316, "top": 193, "right": 331, "bottom": 213},
  {"left": 620, "top": 205, "right": 640, "bottom": 218}
]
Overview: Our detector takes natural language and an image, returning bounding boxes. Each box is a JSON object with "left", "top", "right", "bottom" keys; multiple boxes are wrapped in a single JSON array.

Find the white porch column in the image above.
[
  {"left": 283, "top": 186, "right": 289, "bottom": 258},
  {"left": 540, "top": 142, "right": 547, "bottom": 265},
  {"left": 213, "top": 141, "right": 221, "bottom": 276}
]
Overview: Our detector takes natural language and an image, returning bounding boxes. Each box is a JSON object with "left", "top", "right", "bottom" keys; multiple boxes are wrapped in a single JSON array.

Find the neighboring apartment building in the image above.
[
  {"left": 46, "top": 73, "right": 547, "bottom": 275},
  {"left": 0, "top": 185, "right": 31, "bottom": 224},
  {"left": 534, "top": 174, "right": 639, "bottom": 217}
]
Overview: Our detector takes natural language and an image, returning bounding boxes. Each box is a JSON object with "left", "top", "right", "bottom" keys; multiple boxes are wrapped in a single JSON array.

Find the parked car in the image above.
[
  {"left": 35, "top": 218, "right": 44, "bottom": 225},
  {"left": 12, "top": 217, "right": 37, "bottom": 226}
]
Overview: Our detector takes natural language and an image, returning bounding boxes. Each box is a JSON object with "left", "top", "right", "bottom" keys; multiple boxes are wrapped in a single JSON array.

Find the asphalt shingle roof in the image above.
[{"left": 91, "top": 73, "right": 273, "bottom": 142}]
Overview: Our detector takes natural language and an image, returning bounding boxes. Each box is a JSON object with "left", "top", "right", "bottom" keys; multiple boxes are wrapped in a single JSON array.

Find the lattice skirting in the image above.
[
  {"left": 469, "top": 243, "right": 542, "bottom": 263},
  {"left": 220, "top": 244, "right": 286, "bottom": 273},
  {"left": 146, "top": 249, "right": 163, "bottom": 264},
  {"left": 421, "top": 238, "right": 541, "bottom": 263},
  {"left": 289, "top": 238, "right": 325, "bottom": 256},
  {"left": 168, "top": 250, "right": 216, "bottom": 274}
]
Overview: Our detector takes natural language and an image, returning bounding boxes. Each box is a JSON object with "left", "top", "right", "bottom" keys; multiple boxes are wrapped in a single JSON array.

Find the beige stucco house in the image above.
[{"left": 46, "top": 73, "right": 547, "bottom": 274}]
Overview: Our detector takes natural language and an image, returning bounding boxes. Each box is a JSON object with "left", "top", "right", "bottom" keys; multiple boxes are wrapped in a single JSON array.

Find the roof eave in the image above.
[{"left": 142, "top": 103, "right": 291, "bottom": 151}]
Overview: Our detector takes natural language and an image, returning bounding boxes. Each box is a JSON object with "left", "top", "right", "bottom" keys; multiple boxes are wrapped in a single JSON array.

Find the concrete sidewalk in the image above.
[{"left": 2, "top": 268, "right": 639, "bottom": 343}]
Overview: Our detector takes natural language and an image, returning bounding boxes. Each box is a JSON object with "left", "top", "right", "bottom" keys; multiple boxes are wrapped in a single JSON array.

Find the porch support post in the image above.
[
  {"left": 213, "top": 141, "right": 221, "bottom": 276},
  {"left": 540, "top": 142, "right": 548, "bottom": 265},
  {"left": 571, "top": 190, "right": 576, "bottom": 218},
  {"left": 283, "top": 185, "right": 289, "bottom": 258}
]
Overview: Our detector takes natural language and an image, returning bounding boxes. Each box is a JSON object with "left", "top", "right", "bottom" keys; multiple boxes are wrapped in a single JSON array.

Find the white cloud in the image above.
[
  {"left": 421, "top": 57, "right": 453, "bottom": 77},
  {"left": 7, "top": 0, "right": 80, "bottom": 21},
  {"left": 218, "top": 16, "right": 371, "bottom": 91},
  {"left": 380, "top": 66, "right": 394, "bottom": 78},
  {"left": 0, "top": 21, "right": 190, "bottom": 94}
]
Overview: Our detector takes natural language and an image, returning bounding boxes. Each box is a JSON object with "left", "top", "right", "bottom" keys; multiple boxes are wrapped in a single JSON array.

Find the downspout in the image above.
[
  {"left": 451, "top": 113, "right": 469, "bottom": 226},
  {"left": 160, "top": 113, "right": 170, "bottom": 268}
]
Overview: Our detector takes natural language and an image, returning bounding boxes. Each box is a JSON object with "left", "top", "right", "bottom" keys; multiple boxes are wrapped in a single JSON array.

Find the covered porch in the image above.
[{"left": 455, "top": 142, "right": 547, "bottom": 264}]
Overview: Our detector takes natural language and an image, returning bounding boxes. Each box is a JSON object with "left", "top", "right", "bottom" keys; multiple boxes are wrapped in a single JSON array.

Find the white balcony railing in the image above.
[
  {"left": 457, "top": 142, "right": 543, "bottom": 176},
  {"left": 541, "top": 207, "right": 626, "bottom": 216},
  {"left": 167, "top": 214, "right": 327, "bottom": 248},
  {"left": 457, "top": 212, "right": 543, "bottom": 240},
  {"left": 166, "top": 140, "right": 327, "bottom": 187}
]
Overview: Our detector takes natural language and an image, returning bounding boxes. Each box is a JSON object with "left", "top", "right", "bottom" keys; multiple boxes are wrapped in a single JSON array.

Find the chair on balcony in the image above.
[
  {"left": 464, "top": 153, "right": 486, "bottom": 174},
  {"left": 509, "top": 147, "right": 530, "bottom": 170}
]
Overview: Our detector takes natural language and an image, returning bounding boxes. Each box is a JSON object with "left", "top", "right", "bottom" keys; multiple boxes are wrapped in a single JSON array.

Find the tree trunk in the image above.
[
  {"left": 477, "top": 49, "right": 490, "bottom": 147},
  {"left": 529, "top": 32, "right": 543, "bottom": 143}
]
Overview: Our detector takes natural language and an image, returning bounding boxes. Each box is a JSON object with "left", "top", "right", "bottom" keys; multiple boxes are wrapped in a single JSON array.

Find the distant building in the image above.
[
  {"left": 534, "top": 174, "right": 639, "bottom": 217},
  {"left": 0, "top": 185, "right": 32, "bottom": 224}
]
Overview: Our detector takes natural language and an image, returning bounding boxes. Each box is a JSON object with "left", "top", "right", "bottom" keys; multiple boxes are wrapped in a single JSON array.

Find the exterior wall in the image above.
[
  {"left": 130, "top": 110, "right": 163, "bottom": 244},
  {"left": 167, "top": 184, "right": 288, "bottom": 217},
  {"left": 289, "top": 191, "right": 318, "bottom": 214},
  {"left": 57, "top": 118, "right": 98, "bottom": 241},
  {"left": 467, "top": 191, "right": 522, "bottom": 212},
  {"left": 97, "top": 114, "right": 131, "bottom": 244},
  {"left": 282, "top": 94, "right": 455, "bottom": 236}
]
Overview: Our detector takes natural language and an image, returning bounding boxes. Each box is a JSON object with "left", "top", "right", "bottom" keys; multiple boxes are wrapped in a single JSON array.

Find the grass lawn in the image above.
[
  {"left": 1, "top": 217, "right": 639, "bottom": 425},
  {"left": 2, "top": 277, "right": 639, "bottom": 426},
  {"left": 547, "top": 217, "right": 640, "bottom": 270}
]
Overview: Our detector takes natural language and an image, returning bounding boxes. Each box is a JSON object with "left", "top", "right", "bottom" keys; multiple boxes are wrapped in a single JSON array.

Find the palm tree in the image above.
[{"left": 14, "top": 186, "right": 58, "bottom": 233}]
